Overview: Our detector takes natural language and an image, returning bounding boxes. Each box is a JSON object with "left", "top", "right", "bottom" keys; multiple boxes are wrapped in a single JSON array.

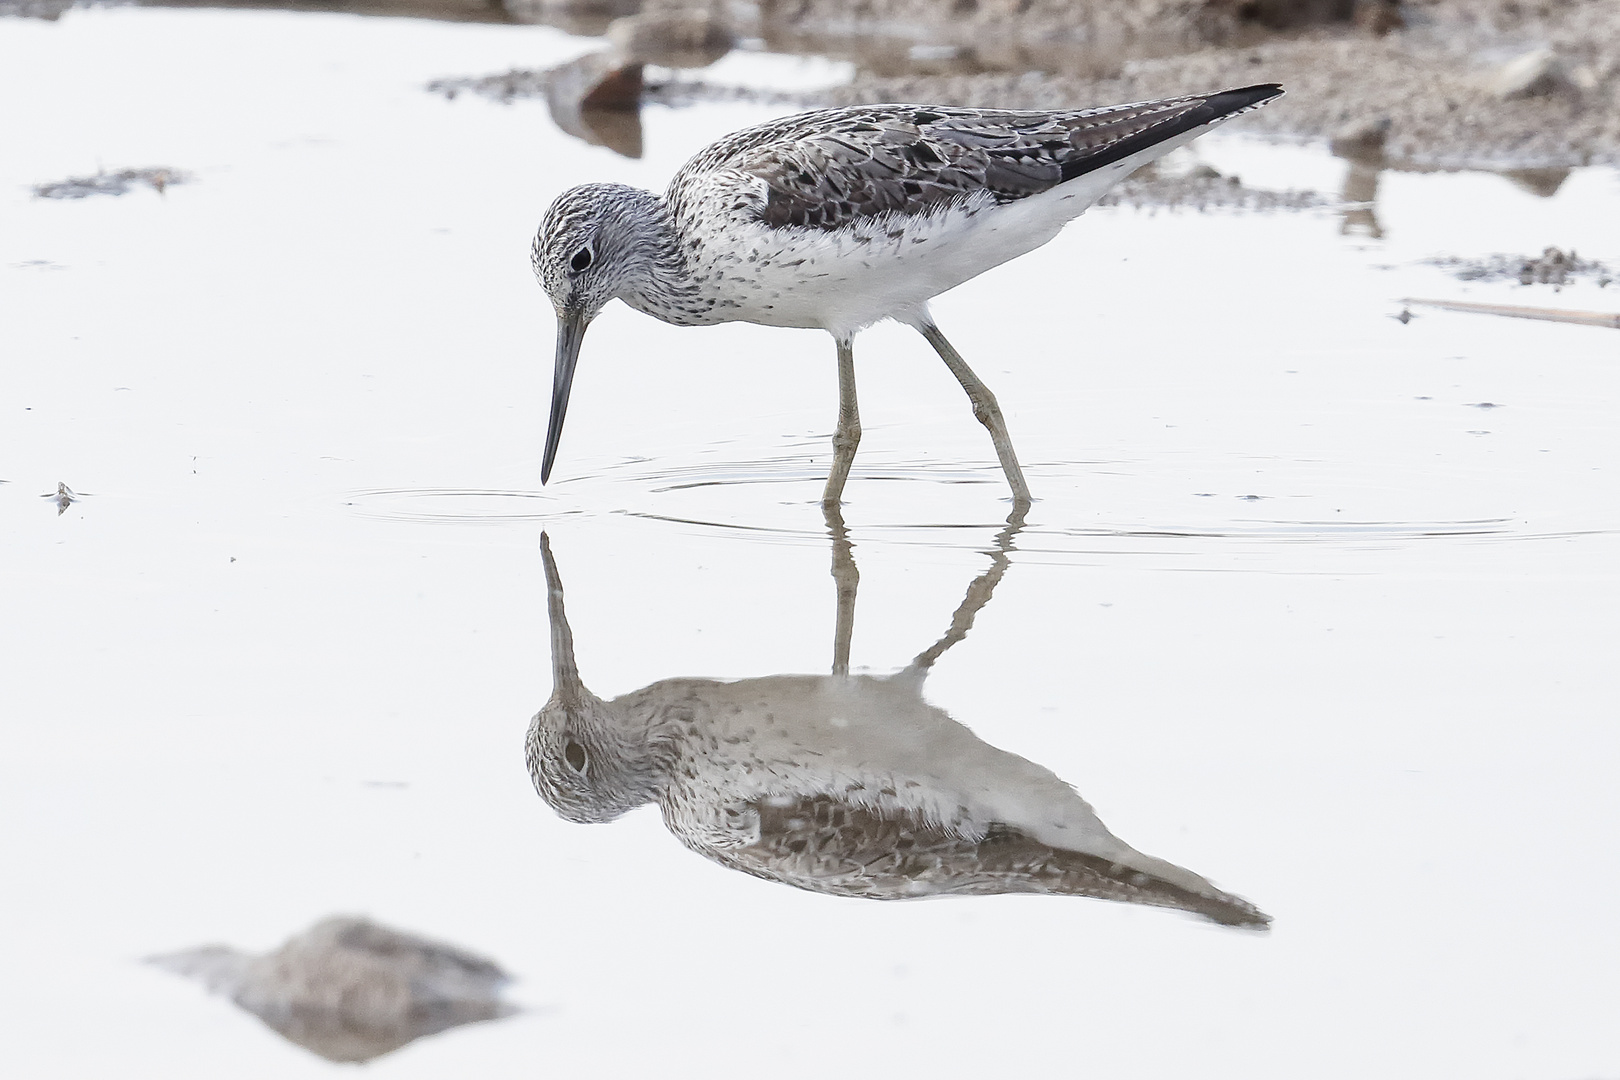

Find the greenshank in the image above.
[{"left": 532, "top": 84, "right": 1284, "bottom": 505}]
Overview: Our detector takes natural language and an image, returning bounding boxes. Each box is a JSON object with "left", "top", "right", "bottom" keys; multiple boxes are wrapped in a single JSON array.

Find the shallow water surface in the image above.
[{"left": 3, "top": 6, "right": 1619, "bottom": 1078}]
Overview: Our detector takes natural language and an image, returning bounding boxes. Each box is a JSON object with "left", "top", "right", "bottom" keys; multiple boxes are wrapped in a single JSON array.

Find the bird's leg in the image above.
[
  {"left": 915, "top": 319, "right": 1033, "bottom": 506},
  {"left": 822, "top": 334, "right": 861, "bottom": 506}
]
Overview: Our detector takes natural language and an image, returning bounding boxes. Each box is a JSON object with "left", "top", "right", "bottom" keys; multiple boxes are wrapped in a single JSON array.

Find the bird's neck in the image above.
[{"left": 613, "top": 192, "right": 712, "bottom": 327}]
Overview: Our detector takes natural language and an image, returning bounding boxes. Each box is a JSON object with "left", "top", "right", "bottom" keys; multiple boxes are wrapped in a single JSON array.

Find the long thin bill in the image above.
[{"left": 541, "top": 309, "right": 588, "bottom": 484}]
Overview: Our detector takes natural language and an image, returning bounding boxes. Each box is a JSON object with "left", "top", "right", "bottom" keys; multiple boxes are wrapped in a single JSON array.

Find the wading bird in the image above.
[{"left": 532, "top": 85, "right": 1283, "bottom": 505}]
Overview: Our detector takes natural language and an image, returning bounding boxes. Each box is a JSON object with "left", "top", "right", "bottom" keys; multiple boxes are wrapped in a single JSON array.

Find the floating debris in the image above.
[
  {"left": 147, "top": 915, "right": 517, "bottom": 1063},
  {"left": 1426, "top": 247, "right": 1612, "bottom": 287},
  {"left": 1098, "top": 162, "right": 1326, "bottom": 213},
  {"left": 1402, "top": 297, "right": 1620, "bottom": 330},
  {"left": 42, "top": 482, "right": 78, "bottom": 515},
  {"left": 428, "top": 68, "right": 548, "bottom": 102},
  {"left": 33, "top": 167, "right": 188, "bottom": 199},
  {"left": 431, "top": 64, "right": 809, "bottom": 110},
  {"left": 639, "top": 77, "right": 814, "bottom": 111}
]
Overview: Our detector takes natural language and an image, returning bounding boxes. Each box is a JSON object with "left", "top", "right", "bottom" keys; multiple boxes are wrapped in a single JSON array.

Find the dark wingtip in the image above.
[
  {"left": 1206, "top": 83, "right": 1285, "bottom": 117},
  {"left": 1057, "top": 83, "right": 1286, "bottom": 185}
]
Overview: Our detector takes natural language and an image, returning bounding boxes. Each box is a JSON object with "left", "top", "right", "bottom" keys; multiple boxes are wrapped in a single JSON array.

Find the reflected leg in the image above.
[
  {"left": 913, "top": 317, "right": 1032, "bottom": 506},
  {"left": 1340, "top": 162, "right": 1383, "bottom": 238},
  {"left": 902, "top": 504, "right": 1027, "bottom": 678},
  {"left": 823, "top": 501, "right": 858, "bottom": 677},
  {"left": 822, "top": 334, "right": 861, "bottom": 506}
]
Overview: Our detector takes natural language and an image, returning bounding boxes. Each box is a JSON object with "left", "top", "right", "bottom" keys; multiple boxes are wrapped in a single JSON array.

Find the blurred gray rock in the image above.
[
  {"left": 1329, "top": 115, "right": 1391, "bottom": 163},
  {"left": 1202, "top": 0, "right": 1358, "bottom": 29},
  {"left": 148, "top": 915, "right": 516, "bottom": 1063},
  {"left": 546, "top": 49, "right": 646, "bottom": 156},
  {"left": 1500, "top": 167, "right": 1569, "bottom": 198}
]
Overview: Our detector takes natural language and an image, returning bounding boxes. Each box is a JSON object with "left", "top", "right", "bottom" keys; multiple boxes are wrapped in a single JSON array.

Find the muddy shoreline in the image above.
[
  {"left": 516, "top": 0, "right": 1620, "bottom": 170},
  {"left": 815, "top": 2, "right": 1620, "bottom": 170},
  {"left": 10, "top": 0, "right": 1619, "bottom": 168}
]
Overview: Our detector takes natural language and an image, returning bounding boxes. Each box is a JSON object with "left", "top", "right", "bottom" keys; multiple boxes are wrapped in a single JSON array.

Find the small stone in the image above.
[
  {"left": 545, "top": 50, "right": 645, "bottom": 157},
  {"left": 1489, "top": 47, "right": 1571, "bottom": 101},
  {"left": 547, "top": 49, "right": 644, "bottom": 112},
  {"left": 1353, "top": 0, "right": 1403, "bottom": 36},
  {"left": 1206, "top": 1, "right": 1358, "bottom": 30}
]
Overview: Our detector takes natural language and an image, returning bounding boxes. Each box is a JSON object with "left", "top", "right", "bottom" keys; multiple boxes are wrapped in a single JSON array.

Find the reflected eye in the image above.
[
  {"left": 569, "top": 247, "right": 593, "bottom": 273},
  {"left": 564, "top": 740, "right": 588, "bottom": 773}
]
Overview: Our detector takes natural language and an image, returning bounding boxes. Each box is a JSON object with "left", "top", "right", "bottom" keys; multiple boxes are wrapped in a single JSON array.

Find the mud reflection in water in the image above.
[
  {"left": 147, "top": 916, "right": 516, "bottom": 1063},
  {"left": 527, "top": 511, "right": 1269, "bottom": 928}
]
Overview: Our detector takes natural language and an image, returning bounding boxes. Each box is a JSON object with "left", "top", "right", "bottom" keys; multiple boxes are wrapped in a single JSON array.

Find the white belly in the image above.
[{"left": 691, "top": 132, "right": 1201, "bottom": 337}]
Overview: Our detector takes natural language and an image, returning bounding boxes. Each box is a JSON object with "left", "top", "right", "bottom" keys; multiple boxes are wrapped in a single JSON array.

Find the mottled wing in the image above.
[
  {"left": 702, "top": 795, "right": 1270, "bottom": 928},
  {"left": 697, "top": 86, "right": 1281, "bottom": 230}
]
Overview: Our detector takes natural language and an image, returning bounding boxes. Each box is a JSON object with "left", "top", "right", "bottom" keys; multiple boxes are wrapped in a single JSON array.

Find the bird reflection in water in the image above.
[
  {"left": 147, "top": 915, "right": 516, "bottom": 1062},
  {"left": 528, "top": 511, "right": 1269, "bottom": 928}
]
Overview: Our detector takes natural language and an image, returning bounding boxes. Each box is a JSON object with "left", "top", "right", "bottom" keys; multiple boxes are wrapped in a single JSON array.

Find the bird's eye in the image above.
[
  {"left": 569, "top": 247, "right": 594, "bottom": 273},
  {"left": 564, "top": 740, "right": 588, "bottom": 773}
]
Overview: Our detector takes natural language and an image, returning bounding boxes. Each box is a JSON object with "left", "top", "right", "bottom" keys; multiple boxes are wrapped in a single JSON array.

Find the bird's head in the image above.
[
  {"left": 525, "top": 533, "right": 664, "bottom": 824},
  {"left": 526, "top": 694, "right": 660, "bottom": 824},
  {"left": 531, "top": 183, "right": 658, "bottom": 483}
]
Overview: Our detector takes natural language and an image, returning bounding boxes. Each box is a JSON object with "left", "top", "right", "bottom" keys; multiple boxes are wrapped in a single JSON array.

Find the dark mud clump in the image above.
[
  {"left": 0, "top": 0, "right": 74, "bottom": 19},
  {"left": 1427, "top": 247, "right": 1614, "bottom": 288},
  {"left": 33, "top": 167, "right": 188, "bottom": 199},
  {"left": 428, "top": 69, "right": 552, "bottom": 102},
  {"left": 1096, "top": 158, "right": 1328, "bottom": 212},
  {"left": 430, "top": 63, "right": 810, "bottom": 110}
]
